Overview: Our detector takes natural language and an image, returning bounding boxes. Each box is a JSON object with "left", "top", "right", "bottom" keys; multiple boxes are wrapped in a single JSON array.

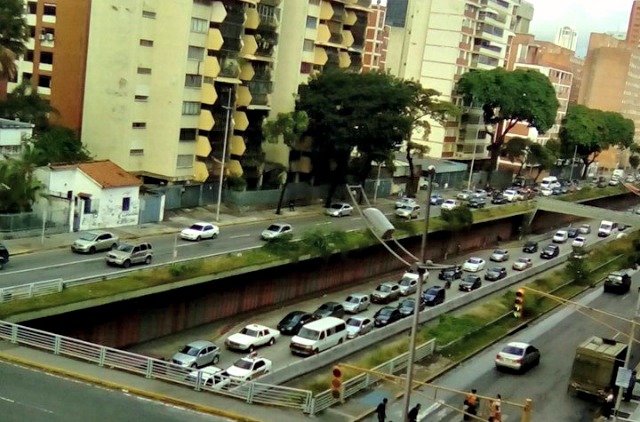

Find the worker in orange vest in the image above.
[
  {"left": 489, "top": 394, "right": 502, "bottom": 422},
  {"left": 463, "top": 389, "right": 478, "bottom": 421}
]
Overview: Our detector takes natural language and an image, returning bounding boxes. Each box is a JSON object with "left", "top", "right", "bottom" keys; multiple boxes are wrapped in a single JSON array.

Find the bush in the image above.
[
  {"left": 226, "top": 175, "right": 247, "bottom": 192},
  {"left": 301, "top": 229, "right": 332, "bottom": 256},
  {"left": 261, "top": 233, "right": 296, "bottom": 256},
  {"left": 168, "top": 261, "right": 202, "bottom": 277}
]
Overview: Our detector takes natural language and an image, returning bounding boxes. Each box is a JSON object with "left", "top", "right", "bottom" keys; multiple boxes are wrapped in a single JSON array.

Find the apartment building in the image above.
[
  {"left": 554, "top": 26, "right": 578, "bottom": 52},
  {"left": 568, "top": 56, "right": 584, "bottom": 105},
  {"left": 362, "top": 3, "right": 389, "bottom": 72},
  {"left": 385, "top": 0, "right": 533, "bottom": 161},
  {"left": 626, "top": 0, "right": 640, "bottom": 48}
]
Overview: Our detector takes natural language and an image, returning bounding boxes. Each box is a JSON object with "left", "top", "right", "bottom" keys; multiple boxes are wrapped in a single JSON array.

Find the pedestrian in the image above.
[
  {"left": 463, "top": 389, "right": 478, "bottom": 421},
  {"left": 407, "top": 403, "right": 421, "bottom": 422},
  {"left": 601, "top": 387, "right": 615, "bottom": 419},
  {"left": 289, "top": 200, "right": 295, "bottom": 212},
  {"left": 376, "top": 398, "right": 388, "bottom": 422},
  {"left": 489, "top": 394, "right": 502, "bottom": 422}
]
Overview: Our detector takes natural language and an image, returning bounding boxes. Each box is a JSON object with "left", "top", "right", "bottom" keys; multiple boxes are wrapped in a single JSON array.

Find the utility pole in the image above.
[{"left": 215, "top": 88, "right": 233, "bottom": 222}]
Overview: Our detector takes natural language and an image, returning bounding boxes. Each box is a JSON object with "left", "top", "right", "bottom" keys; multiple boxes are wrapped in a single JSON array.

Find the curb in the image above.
[{"left": 0, "top": 352, "right": 264, "bottom": 422}]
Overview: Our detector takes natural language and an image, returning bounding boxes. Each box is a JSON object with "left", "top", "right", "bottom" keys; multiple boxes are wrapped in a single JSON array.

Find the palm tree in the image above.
[
  {"left": 0, "top": 144, "right": 44, "bottom": 213},
  {"left": 0, "top": 0, "right": 28, "bottom": 93}
]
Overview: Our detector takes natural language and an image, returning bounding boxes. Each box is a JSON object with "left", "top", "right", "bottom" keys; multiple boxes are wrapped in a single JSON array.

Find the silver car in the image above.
[
  {"left": 345, "top": 317, "right": 373, "bottom": 339},
  {"left": 342, "top": 293, "right": 370, "bottom": 314},
  {"left": 261, "top": 223, "right": 292, "bottom": 240},
  {"left": 71, "top": 231, "right": 119, "bottom": 254},
  {"left": 171, "top": 340, "right": 220, "bottom": 368},
  {"left": 326, "top": 203, "right": 354, "bottom": 217},
  {"left": 398, "top": 272, "right": 419, "bottom": 295},
  {"left": 105, "top": 242, "right": 153, "bottom": 268}
]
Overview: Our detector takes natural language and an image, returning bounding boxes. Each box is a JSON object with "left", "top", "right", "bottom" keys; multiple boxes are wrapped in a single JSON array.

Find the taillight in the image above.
[
  {"left": 515, "top": 359, "right": 522, "bottom": 364},
  {"left": 496, "top": 355, "right": 502, "bottom": 360}
]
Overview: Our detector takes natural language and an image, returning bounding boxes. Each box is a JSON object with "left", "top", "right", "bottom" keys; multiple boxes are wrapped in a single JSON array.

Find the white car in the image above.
[
  {"left": 457, "top": 190, "right": 473, "bottom": 200},
  {"left": 490, "top": 249, "right": 509, "bottom": 262},
  {"left": 572, "top": 236, "right": 587, "bottom": 248},
  {"left": 261, "top": 223, "right": 292, "bottom": 240},
  {"left": 395, "top": 204, "right": 421, "bottom": 219},
  {"left": 512, "top": 257, "right": 533, "bottom": 271},
  {"left": 503, "top": 189, "right": 519, "bottom": 202},
  {"left": 472, "top": 189, "right": 488, "bottom": 199},
  {"left": 552, "top": 230, "right": 568, "bottom": 243},
  {"left": 462, "top": 257, "right": 486, "bottom": 272},
  {"left": 225, "top": 324, "right": 280, "bottom": 352},
  {"left": 578, "top": 224, "right": 591, "bottom": 235},
  {"left": 395, "top": 197, "right": 417, "bottom": 209},
  {"left": 185, "top": 366, "right": 230, "bottom": 389},
  {"left": 224, "top": 353, "right": 272, "bottom": 382},
  {"left": 326, "top": 203, "right": 354, "bottom": 217},
  {"left": 441, "top": 199, "right": 459, "bottom": 210},
  {"left": 539, "top": 187, "right": 553, "bottom": 197},
  {"left": 180, "top": 222, "right": 219, "bottom": 241}
]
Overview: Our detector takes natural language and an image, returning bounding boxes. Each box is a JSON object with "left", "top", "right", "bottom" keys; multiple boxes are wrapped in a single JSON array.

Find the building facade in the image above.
[
  {"left": 362, "top": 3, "right": 389, "bottom": 72},
  {"left": 554, "top": 26, "right": 578, "bottom": 52},
  {"left": 626, "top": 0, "right": 640, "bottom": 47},
  {"left": 0, "top": 118, "right": 34, "bottom": 159}
]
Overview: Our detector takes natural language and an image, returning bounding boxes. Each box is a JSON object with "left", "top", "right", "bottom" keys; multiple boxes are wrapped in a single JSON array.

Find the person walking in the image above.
[
  {"left": 376, "top": 398, "right": 388, "bottom": 422},
  {"left": 601, "top": 387, "right": 615, "bottom": 419},
  {"left": 463, "top": 389, "right": 478, "bottom": 421},
  {"left": 489, "top": 394, "right": 502, "bottom": 422},
  {"left": 288, "top": 200, "right": 295, "bottom": 212},
  {"left": 407, "top": 403, "right": 421, "bottom": 422}
]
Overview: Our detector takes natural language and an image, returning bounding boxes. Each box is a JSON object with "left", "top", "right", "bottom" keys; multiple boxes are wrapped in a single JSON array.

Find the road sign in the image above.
[{"left": 616, "top": 367, "right": 633, "bottom": 388}]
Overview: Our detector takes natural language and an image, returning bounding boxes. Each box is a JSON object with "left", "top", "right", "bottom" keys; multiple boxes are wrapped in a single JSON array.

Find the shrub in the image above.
[
  {"left": 226, "top": 175, "right": 247, "bottom": 192},
  {"left": 261, "top": 233, "right": 296, "bottom": 256}
]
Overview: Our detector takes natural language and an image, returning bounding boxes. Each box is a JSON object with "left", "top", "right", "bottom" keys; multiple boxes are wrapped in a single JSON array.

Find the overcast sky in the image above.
[{"left": 528, "top": 0, "right": 633, "bottom": 57}]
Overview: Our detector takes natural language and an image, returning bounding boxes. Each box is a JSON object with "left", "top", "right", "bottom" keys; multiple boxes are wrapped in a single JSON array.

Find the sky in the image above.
[{"left": 528, "top": 0, "right": 633, "bottom": 57}]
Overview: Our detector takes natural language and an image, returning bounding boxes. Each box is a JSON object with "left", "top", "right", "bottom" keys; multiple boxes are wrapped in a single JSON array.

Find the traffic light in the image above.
[
  {"left": 331, "top": 366, "right": 343, "bottom": 399},
  {"left": 513, "top": 288, "right": 525, "bottom": 318}
]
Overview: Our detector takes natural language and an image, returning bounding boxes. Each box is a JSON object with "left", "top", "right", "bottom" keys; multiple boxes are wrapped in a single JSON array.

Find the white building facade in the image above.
[
  {"left": 555, "top": 26, "right": 578, "bottom": 52},
  {"left": 0, "top": 118, "right": 34, "bottom": 159}
]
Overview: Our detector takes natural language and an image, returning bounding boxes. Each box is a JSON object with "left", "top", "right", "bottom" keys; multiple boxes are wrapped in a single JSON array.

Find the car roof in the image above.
[
  {"left": 379, "top": 281, "right": 396, "bottom": 286},
  {"left": 347, "top": 316, "right": 369, "bottom": 322},
  {"left": 192, "top": 221, "right": 214, "bottom": 226},
  {"left": 506, "top": 341, "right": 531, "bottom": 349},
  {"left": 245, "top": 324, "right": 270, "bottom": 331},
  {"left": 347, "top": 293, "right": 369, "bottom": 298},
  {"left": 86, "top": 230, "right": 112, "bottom": 235},
  {"left": 186, "top": 340, "right": 215, "bottom": 348}
]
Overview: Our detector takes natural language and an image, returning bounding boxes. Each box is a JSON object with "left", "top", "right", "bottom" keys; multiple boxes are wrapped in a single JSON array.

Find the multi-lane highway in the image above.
[
  {"left": 129, "top": 220, "right": 614, "bottom": 380},
  {"left": 0, "top": 360, "right": 233, "bottom": 422}
]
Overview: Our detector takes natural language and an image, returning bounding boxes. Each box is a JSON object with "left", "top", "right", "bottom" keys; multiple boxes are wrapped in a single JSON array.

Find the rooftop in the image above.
[
  {"left": 0, "top": 118, "right": 35, "bottom": 129},
  {"left": 51, "top": 160, "right": 142, "bottom": 188}
]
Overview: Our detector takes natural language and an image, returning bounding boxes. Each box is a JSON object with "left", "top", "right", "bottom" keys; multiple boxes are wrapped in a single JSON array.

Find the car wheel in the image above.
[
  {"left": 111, "top": 243, "right": 118, "bottom": 250},
  {"left": 144, "top": 256, "right": 152, "bottom": 265},
  {"left": 338, "top": 338, "right": 343, "bottom": 345},
  {"left": 123, "top": 260, "right": 131, "bottom": 268},
  {"left": 191, "top": 363, "right": 198, "bottom": 369},
  {"left": 212, "top": 233, "right": 218, "bottom": 239},
  {"left": 248, "top": 345, "right": 255, "bottom": 353},
  {"left": 196, "top": 236, "right": 201, "bottom": 242},
  {"left": 212, "top": 355, "right": 219, "bottom": 365},
  {"left": 268, "top": 337, "right": 276, "bottom": 346},
  {"left": 89, "top": 246, "right": 96, "bottom": 254}
]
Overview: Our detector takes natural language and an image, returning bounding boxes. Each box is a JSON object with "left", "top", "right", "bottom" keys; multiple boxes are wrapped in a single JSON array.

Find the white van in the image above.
[
  {"left": 290, "top": 317, "right": 347, "bottom": 356},
  {"left": 598, "top": 220, "right": 618, "bottom": 237},
  {"left": 540, "top": 176, "right": 560, "bottom": 190}
]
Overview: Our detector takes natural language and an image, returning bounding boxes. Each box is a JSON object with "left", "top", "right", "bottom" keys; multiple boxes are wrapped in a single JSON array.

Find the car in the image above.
[
  {"left": 371, "top": 282, "right": 401, "bottom": 304},
  {"left": 619, "top": 223, "right": 629, "bottom": 231},
  {"left": 468, "top": 198, "right": 486, "bottom": 209},
  {"left": 180, "top": 222, "right": 219, "bottom": 241},
  {"left": 422, "top": 286, "right": 446, "bottom": 306},
  {"left": 185, "top": 366, "right": 230, "bottom": 389},
  {"left": 578, "top": 224, "right": 592, "bottom": 235},
  {"left": 225, "top": 324, "right": 280, "bottom": 352},
  {"left": 71, "top": 231, "right": 119, "bottom": 253},
  {"left": 566, "top": 227, "right": 579, "bottom": 238},
  {"left": 261, "top": 223, "right": 292, "bottom": 240},
  {"left": 491, "top": 194, "right": 508, "bottom": 205},
  {"left": 373, "top": 306, "right": 403, "bottom": 327},
  {"left": 313, "top": 302, "right": 345, "bottom": 319},
  {"left": 459, "top": 275, "right": 482, "bottom": 291},
  {"left": 609, "top": 178, "right": 620, "bottom": 186},
  {"left": 441, "top": 199, "right": 459, "bottom": 210},
  {"left": 522, "top": 241, "right": 538, "bottom": 253},
  {"left": 597, "top": 179, "right": 608, "bottom": 188},
  {"left": 603, "top": 271, "right": 632, "bottom": 294},
  {"left": 277, "top": 311, "right": 318, "bottom": 335},
  {"left": 342, "top": 293, "right": 371, "bottom": 314},
  {"left": 512, "top": 257, "right": 533, "bottom": 271},
  {"left": 540, "top": 244, "right": 560, "bottom": 259},
  {"left": 462, "top": 257, "right": 486, "bottom": 272},
  {"left": 484, "top": 267, "right": 507, "bottom": 281},
  {"left": 518, "top": 188, "right": 535, "bottom": 200},
  {"left": 626, "top": 176, "right": 636, "bottom": 183},
  {"left": 395, "top": 204, "right": 421, "bottom": 219},
  {"left": 105, "top": 241, "right": 153, "bottom": 268},
  {"left": 398, "top": 272, "right": 419, "bottom": 295},
  {"left": 397, "top": 298, "right": 425, "bottom": 317},
  {"left": 472, "top": 189, "right": 488, "bottom": 199},
  {"left": 395, "top": 197, "right": 417, "bottom": 209},
  {"left": 457, "top": 190, "right": 473, "bottom": 200},
  {"left": 430, "top": 194, "right": 445, "bottom": 205},
  {"left": 326, "top": 202, "right": 354, "bottom": 217},
  {"left": 223, "top": 353, "right": 272, "bottom": 382},
  {"left": 539, "top": 187, "right": 553, "bottom": 197},
  {"left": 490, "top": 249, "right": 509, "bottom": 262},
  {"left": 572, "top": 236, "right": 587, "bottom": 248},
  {"left": 438, "top": 265, "right": 463, "bottom": 281},
  {"left": 552, "top": 230, "right": 568, "bottom": 243},
  {"left": 551, "top": 187, "right": 562, "bottom": 195},
  {"left": 345, "top": 316, "right": 374, "bottom": 339},
  {"left": 171, "top": 340, "right": 220, "bottom": 368},
  {"left": 503, "top": 189, "right": 519, "bottom": 202},
  {"left": 495, "top": 342, "right": 540, "bottom": 373},
  {"left": 0, "top": 243, "right": 9, "bottom": 270}
]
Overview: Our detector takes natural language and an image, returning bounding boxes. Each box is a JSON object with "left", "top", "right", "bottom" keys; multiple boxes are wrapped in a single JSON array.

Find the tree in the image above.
[
  {"left": 0, "top": 0, "right": 28, "bottom": 84},
  {"left": 501, "top": 137, "right": 530, "bottom": 176},
  {"left": 0, "top": 144, "right": 44, "bottom": 213},
  {"left": 440, "top": 205, "right": 473, "bottom": 255},
  {"left": 629, "top": 154, "right": 640, "bottom": 170},
  {"left": 0, "top": 80, "right": 56, "bottom": 132},
  {"left": 457, "top": 68, "right": 559, "bottom": 181},
  {"left": 262, "top": 111, "right": 309, "bottom": 214},
  {"left": 29, "top": 126, "right": 92, "bottom": 165},
  {"left": 527, "top": 142, "right": 557, "bottom": 181}
]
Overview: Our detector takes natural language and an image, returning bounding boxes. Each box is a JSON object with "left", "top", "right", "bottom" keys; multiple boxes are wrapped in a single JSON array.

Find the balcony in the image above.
[
  {"left": 219, "top": 55, "right": 241, "bottom": 78},
  {"left": 258, "top": 14, "right": 278, "bottom": 30},
  {"left": 345, "top": 0, "right": 371, "bottom": 11}
]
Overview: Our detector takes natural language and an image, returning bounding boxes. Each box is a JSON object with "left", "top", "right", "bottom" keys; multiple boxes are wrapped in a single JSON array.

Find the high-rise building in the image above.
[
  {"left": 362, "top": 3, "right": 389, "bottom": 72},
  {"left": 554, "top": 26, "right": 578, "bottom": 52},
  {"left": 626, "top": 0, "right": 640, "bottom": 47},
  {"left": 386, "top": 0, "right": 534, "bottom": 160},
  {"left": 385, "top": 0, "right": 408, "bottom": 28}
]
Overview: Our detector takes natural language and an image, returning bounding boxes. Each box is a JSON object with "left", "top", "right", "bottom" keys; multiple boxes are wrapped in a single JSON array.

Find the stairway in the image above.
[{"left": 535, "top": 197, "right": 639, "bottom": 226}]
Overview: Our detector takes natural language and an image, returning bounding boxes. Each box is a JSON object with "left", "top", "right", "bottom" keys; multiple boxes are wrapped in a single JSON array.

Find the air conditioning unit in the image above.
[
  {"left": 45, "top": 33, "right": 54, "bottom": 41},
  {"left": 39, "top": 34, "right": 46, "bottom": 40}
]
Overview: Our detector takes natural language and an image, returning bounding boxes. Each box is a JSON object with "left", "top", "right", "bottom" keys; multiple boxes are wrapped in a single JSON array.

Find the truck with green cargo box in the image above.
[{"left": 568, "top": 336, "right": 627, "bottom": 399}]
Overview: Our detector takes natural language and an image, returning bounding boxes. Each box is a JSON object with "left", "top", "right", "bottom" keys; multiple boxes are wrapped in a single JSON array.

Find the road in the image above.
[
  {"left": 129, "top": 220, "right": 614, "bottom": 381},
  {"left": 0, "top": 360, "right": 232, "bottom": 422},
  {"left": 370, "top": 270, "right": 640, "bottom": 422}
]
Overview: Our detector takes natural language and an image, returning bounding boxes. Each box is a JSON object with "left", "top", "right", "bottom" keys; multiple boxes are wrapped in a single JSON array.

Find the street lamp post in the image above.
[
  {"left": 215, "top": 88, "right": 234, "bottom": 222},
  {"left": 373, "top": 162, "right": 383, "bottom": 204}
]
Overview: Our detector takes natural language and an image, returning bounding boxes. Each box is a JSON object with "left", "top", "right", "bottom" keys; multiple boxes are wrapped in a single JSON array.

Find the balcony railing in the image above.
[
  {"left": 258, "top": 14, "right": 278, "bottom": 29},
  {"left": 219, "top": 56, "right": 240, "bottom": 78},
  {"left": 329, "top": 33, "right": 343, "bottom": 45}
]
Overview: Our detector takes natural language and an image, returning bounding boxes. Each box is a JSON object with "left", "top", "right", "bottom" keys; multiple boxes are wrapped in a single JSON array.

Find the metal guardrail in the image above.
[{"left": 0, "top": 279, "right": 63, "bottom": 302}]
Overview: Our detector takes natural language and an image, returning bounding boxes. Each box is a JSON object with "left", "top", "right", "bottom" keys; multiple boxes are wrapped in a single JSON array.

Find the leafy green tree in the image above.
[
  {"left": 566, "top": 249, "right": 590, "bottom": 285},
  {"left": 0, "top": 144, "right": 44, "bottom": 213},
  {"left": 440, "top": 205, "right": 473, "bottom": 254},
  {"left": 527, "top": 142, "right": 558, "bottom": 181},
  {"left": 263, "top": 111, "right": 309, "bottom": 214},
  {"left": 30, "top": 126, "right": 92, "bottom": 165},
  {"left": 457, "top": 68, "right": 559, "bottom": 181},
  {"left": 501, "top": 137, "right": 530, "bottom": 176},
  {"left": 629, "top": 154, "right": 640, "bottom": 170},
  {"left": 0, "top": 0, "right": 28, "bottom": 83},
  {"left": 0, "top": 81, "right": 56, "bottom": 131}
]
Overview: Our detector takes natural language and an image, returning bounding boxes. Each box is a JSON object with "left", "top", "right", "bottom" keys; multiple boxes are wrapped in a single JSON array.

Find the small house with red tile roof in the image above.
[{"left": 35, "top": 160, "right": 142, "bottom": 231}]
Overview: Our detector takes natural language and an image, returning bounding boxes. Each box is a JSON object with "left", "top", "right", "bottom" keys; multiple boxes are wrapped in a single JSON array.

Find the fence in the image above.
[{"left": 0, "top": 207, "right": 69, "bottom": 236}]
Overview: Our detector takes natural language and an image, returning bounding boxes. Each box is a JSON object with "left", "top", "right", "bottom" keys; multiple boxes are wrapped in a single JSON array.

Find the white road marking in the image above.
[
  {"left": 229, "top": 234, "right": 251, "bottom": 239},
  {"left": 0, "top": 395, "right": 15, "bottom": 403},
  {"left": 316, "top": 222, "right": 332, "bottom": 226},
  {"left": 0, "top": 394, "right": 53, "bottom": 414},
  {"left": 2, "top": 258, "right": 104, "bottom": 275}
]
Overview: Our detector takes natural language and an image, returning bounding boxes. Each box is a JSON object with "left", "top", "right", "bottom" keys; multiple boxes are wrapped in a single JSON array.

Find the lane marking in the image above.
[
  {"left": 0, "top": 396, "right": 15, "bottom": 403},
  {"left": 229, "top": 234, "right": 251, "bottom": 239},
  {"left": 2, "top": 258, "right": 104, "bottom": 275},
  {"left": 350, "top": 217, "right": 361, "bottom": 221},
  {"left": 316, "top": 222, "right": 332, "bottom": 226}
]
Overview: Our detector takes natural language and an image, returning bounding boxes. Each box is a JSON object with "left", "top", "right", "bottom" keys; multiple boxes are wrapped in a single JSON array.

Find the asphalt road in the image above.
[
  {"left": 130, "top": 220, "right": 613, "bottom": 381},
  {"left": 372, "top": 270, "right": 640, "bottom": 422},
  {"left": 0, "top": 360, "right": 233, "bottom": 422}
]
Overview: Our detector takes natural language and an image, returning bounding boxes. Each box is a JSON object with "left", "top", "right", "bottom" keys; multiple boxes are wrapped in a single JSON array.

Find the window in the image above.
[
  {"left": 185, "top": 74, "right": 202, "bottom": 87},
  {"left": 132, "top": 122, "right": 147, "bottom": 129},
  {"left": 83, "top": 198, "right": 92, "bottom": 214},
  {"left": 137, "top": 67, "right": 151, "bottom": 74},
  {"left": 29, "top": 26, "right": 36, "bottom": 38},
  {"left": 39, "top": 51, "right": 53, "bottom": 65},
  {"left": 306, "top": 16, "right": 317, "bottom": 29},
  {"left": 176, "top": 154, "right": 194, "bottom": 168},
  {"left": 122, "top": 197, "right": 131, "bottom": 212},
  {"left": 191, "top": 17, "right": 208, "bottom": 33},
  {"left": 43, "top": 3, "right": 56, "bottom": 16},
  {"left": 130, "top": 149, "right": 144, "bottom": 156},
  {"left": 25, "top": 50, "right": 34, "bottom": 62},
  {"left": 142, "top": 10, "right": 156, "bottom": 18},
  {"left": 179, "top": 128, "right": 197, "bottom": 141},
  {"left": 300, "top": 62, "right": 312, "bottom": 74},
  {"left": 38, "top": 75, "right": 51, "bottom": 88},
  {"left": 27, "top": 2, "right": 37, "bottom": 14},
  {"left": 182, "top": 101, "right": 200, "bottom": 115},
  {"left": 303, "top": 39, "right": 314, "bottom": 52},
  {"left": 187, "top": 46, "right": 204, "bottom": 61},
  {"left": 134, "top": 95, "right": 148, "bottom": 102},
  {"left": 140, "top": 39, "right": 154, "bottom": 47},
  {"left": 22, "top": 72, "right": 32, "bottom": 82}
]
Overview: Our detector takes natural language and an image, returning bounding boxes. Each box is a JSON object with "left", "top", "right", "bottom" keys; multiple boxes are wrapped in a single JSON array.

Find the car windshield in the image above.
[
  {"left": 346, "top": 296, "right": 360, "bottom": 304},
  {"left": 330, "top": 204, "right": 343, "bottom": 209},
  {"left": 463, "top": 276, "right": 477, "bottom": 282},
  {"left": 425, "top": 288, "right": 439, "bottom": 295},
  {"left": 400, "top": 205, "right": 412, "bottom": 211},
  {"left": 503, "top": 346, "right": 524, "bottom": 356},
  {"left": 575, "top": 237, "right": 584, "bottom": 242},
  {"left": 444, "top": 200, "right": 454, "bottom": 204},
  {"left": 377, "top": 284, "right": 391, "bottom": 293},
  {"left": 240, "top": 328, "right": 259, "bottom": 337},
  {"left": 189, "top": 224, "right": 205, "bottom": 231},
  {"left": 379, "top": 308, "right": 394, "bottom": 316},
  {"left": 297, "top": 327, "right": 319, "bottom": 340},
  {"left": 545, "top": 247, "right": 555, "bottom": 252},
  {"left": 505, "top": 190, "right": 515, "bottom": 195},
  {"left": 346, "top": 318, "right": 362, "bottom": 327},
  {"left": 116, "top": 244, "right": 133, "bottom": 253},
  {"left": 317, "top": 303, "right": 332, "bottom": 311},
  {"left": 179, "top": 346, "right": 198, "bottom": 356},
  {"left": 400, "top": 277, "right": 414, "bottom": 286},
  {"left": 233, "top": 358, "right": 253, "bottom": 370},
  {"left": 494, "top": 250, "right": 506, "bottom": 255},
  {"left": 468, "top": 258, "right": 481, "bottom": 264},
  {"left": 400, "top": 299, "right": 414, "bottom": 307},
  {"left": 267, "top": 225, "right": 281, "bottom": 231},
  {"left": 608, "top": 274, "right": 623, "bottom": 282},
  {"left": 79, "top": 233, "right": 98, "bottom": 241},
  {"left": 283, "top": 313, "right": 301, "bottom": 323},
  {"left": 517, "top": 258, "right": 529, "bottom": 263},
  {"left": 490, "top": 267, "right": 502, "bottom": 273}
]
